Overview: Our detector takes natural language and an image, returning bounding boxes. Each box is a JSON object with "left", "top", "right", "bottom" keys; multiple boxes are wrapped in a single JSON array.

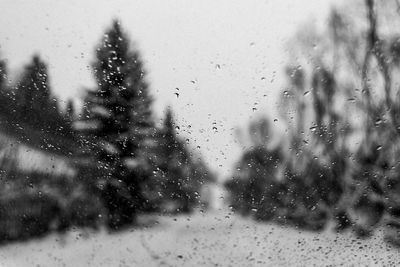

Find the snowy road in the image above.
[{"left": 0, "top": 211, "right": 399, "bottom": 266}]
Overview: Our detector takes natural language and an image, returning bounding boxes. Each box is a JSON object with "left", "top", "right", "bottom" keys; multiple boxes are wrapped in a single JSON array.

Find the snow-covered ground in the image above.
[{"left": 0, "top": 210, "right": 399, "bottom": 267}]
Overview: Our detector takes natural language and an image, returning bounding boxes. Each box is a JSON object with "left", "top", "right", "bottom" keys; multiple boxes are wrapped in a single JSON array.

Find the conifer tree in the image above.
[
  {"left": 80, "top": 21, "right": 154, "bottom": 229},
  {"left": 152, "top": 107, "right": 196, "bottom": 212},
  {"left": 14, "top": 55, "right": 63, "bottom": 131},
  {"left": 65, "top": 99, "right": 75, "bottom": 122},
  {"left": 0, "top": 59, "right": 6, "bottom": 90},
  {"left": 0, "top": 59, "right": 10, "bottom": 115}
]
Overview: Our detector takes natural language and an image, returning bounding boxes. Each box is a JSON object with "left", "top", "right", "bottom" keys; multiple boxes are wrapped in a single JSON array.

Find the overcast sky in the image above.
[{"left": 0, "top": 0, "right": 337, "bottom": 178}]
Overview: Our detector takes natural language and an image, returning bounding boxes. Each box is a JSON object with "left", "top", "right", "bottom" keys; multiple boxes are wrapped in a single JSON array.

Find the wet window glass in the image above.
[{"left": 1, "top": 0, "right": 400, "bottom": 266}]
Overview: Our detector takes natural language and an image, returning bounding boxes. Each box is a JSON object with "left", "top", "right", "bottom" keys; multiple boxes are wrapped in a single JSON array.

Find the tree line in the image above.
[
  {"left": 225, "top": 0, "right": 400, "bottom": 247},
  {"left": 0, "top": 20, "right": 214, "bottom": 241}
]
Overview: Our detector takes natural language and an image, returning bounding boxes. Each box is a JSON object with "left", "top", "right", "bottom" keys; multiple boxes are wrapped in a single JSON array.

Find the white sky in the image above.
[{"left": 0, "top": 0, "right": 337, "bottom": 178}]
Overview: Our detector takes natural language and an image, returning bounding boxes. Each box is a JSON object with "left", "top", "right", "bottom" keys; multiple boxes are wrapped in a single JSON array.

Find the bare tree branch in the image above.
[{"left": 363, "top": 0, "right": 395, "bottom": 134}]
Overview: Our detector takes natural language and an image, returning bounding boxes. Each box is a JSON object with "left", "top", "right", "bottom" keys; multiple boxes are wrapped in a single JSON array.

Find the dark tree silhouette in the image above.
[
  {"left": 159, "top": 108, "right": 193, "bottom": 212},
  {"left": 225, "top": 146, "right": 283, "bottom": 219},
  {"left": 0, "top": 58, "right": 11, "bottom": 115},
  {"left": 0, "top": 59, "right": 6, "bottom": 90},
  {"left": 146, "top": 108, "right": 196, "bottom": 213},
  {"left": 79, "top": 21, "right": 154, "bottom": 229},
  {"left": 143, "top": 107, "right": 214, "bottom": 213},
  {"left": 65, "top": 99, "right": 75, "bottom": 123},
  {"left": 7, "top": 55, "right": 75, "bottom": 153},
  {"left": 14, "top": 55, "right": 59, "bottom": 128}
]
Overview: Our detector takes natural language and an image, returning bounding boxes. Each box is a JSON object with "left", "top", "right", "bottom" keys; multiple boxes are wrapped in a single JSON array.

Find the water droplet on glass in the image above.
[{"left": 375, "top": 118, "right": 382, "bottom": 126}]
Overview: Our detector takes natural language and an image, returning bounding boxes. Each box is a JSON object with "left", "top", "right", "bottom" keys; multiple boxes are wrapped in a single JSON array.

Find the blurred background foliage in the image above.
[
  {"left": 225, "top": 0, "right": 400, "bottom": 246},
  {"left": 0, "top": 20, "right": 215, "bottom": 242}
]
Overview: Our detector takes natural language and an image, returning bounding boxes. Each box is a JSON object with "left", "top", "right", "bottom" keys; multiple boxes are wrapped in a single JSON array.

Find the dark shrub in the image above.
[{"left": 0, "top": 194, "right": 60, "bottom": 242}]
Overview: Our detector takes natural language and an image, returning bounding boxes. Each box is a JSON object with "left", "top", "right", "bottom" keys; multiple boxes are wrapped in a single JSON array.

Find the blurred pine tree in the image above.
[{"left": 79, "top": 21, "right": 154, "bottom": 229}]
